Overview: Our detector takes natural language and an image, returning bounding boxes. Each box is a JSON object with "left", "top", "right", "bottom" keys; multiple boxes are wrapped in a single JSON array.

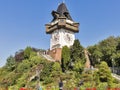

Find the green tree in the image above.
[
  {"left": 16, "top": 59, "right": 31, "bottom": 73},
  {"left": 40, "top": 61, "right": 54, "bottom": 84},
  {"left": 99, "top": 36, "right": 117, "bottom": 66},
  {"left": 98, "top": 61, "right": 113, "bottom": 87},
  {"left": 73, "top": 60, "right": 84, "bottom": 73},
  {"left": 5, "top": 56, "right": 16, "bottom": 71},
  {"left": 24, "top": 46, "right": 36, "bottom": 59},
  {"left": 70, "top": 39, "right": 85, "bottom": 73},
  {"left": 116, "top": 42, "right": 120, "bottom": 51},
  {"left": 29, "top": 56, "right": 43, "bottom": 66},
  {"left": 115, "top": 42, "right": 120, "bottom": 67},
  {"left": 81, "top": 70, "right": 94, "bottom": 88},
  {"left": 115, "top": 53, "right": 120, "bottom": 67},
  {"left": 62, "top": 46, "right": 70, "bottom": 71},
  {"left": 88, "top": 36, "right": 120, "bottom": 67},
  {"left": 71, "top": 39, "right": 84, "bottom": 62},
  {"left": 94, "top": 71, "right": 100, "bottom": 85},
  {"left": 88, "top": 45, "right": 103, "bottom": 65}
]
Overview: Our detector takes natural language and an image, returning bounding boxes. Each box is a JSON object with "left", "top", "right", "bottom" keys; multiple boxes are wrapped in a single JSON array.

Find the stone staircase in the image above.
[
  {"left": 42, "top": 54, "right": 55, "bottom": 61},
  {"left": 112, "top": 73, "right": 120, "bottom": 81}
]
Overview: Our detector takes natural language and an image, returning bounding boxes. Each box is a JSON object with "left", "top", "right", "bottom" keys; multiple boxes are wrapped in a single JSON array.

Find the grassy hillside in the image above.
[{"left": 0, "top": 38, "right": 120, "bottom": 90}]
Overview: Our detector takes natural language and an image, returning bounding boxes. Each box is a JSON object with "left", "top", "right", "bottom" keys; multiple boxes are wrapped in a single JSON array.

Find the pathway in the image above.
[
  {"left": 42, "top": 54, "right": 55, "bottom": 61},
  {"left": 112, "top": 73, "right": 120, "bottom": 81}
]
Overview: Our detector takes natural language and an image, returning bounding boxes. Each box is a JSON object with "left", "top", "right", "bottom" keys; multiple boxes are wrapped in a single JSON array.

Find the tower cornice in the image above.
[{"left": 46, "top": 17, "right": 79, "bottom": 34}]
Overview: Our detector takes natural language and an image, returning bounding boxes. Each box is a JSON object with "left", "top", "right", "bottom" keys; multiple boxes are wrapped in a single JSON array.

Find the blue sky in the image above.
[{"left": 0, "top": 0, "right": 120, "bottom": 67}]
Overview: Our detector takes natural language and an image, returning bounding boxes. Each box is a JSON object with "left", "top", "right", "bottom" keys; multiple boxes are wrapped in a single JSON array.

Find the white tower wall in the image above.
[{"left": 50, "top": 29, "right": 75, "bottom": 50}]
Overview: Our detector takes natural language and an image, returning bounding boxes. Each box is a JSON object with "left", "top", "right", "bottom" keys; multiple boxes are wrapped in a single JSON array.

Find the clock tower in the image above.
[{"left": 45, "top": 3, "right": 79, "bottom": 61}]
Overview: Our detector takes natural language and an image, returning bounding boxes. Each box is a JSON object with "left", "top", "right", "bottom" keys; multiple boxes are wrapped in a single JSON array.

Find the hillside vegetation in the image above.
[{"left": 0, "top": 36, "right": 120, "bottom": 90}]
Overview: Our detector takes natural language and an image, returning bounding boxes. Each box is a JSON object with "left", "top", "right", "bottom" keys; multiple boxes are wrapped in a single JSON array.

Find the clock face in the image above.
[
  {"left": 52, "top": 31, "right": 59, "bottom": 43},
  {"left": 64, "top": 33, "right": 73, "bottom": 43}
]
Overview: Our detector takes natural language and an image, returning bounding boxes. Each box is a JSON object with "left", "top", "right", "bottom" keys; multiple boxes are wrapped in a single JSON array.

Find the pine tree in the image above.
[
  {"left": 61, "top": 46, "right": 70, "bottom": 71},
  {"left": 98, "top": 61, "right": 113, "bottom": 87}
]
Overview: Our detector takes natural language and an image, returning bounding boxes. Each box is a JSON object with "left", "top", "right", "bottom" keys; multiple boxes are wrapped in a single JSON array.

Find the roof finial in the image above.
[{"left": 62, "top": 0, "right": 65, "bottom": 3}]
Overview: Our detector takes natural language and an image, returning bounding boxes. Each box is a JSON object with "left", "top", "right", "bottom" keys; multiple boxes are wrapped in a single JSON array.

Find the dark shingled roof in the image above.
[{"left": 52, "top": 3, "right": 73, "bottom": 21}]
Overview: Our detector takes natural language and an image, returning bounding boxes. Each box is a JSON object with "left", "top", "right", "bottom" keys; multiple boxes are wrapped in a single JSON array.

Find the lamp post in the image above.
[
  {"left": 98, "top": 58, "right": 100, "bottom": 64},
  {"left": 91, "top": 66, "right": 94, "bottom": 88},
  {"left": 112, "top": 59, "right": 114, "bottom": 73}
]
